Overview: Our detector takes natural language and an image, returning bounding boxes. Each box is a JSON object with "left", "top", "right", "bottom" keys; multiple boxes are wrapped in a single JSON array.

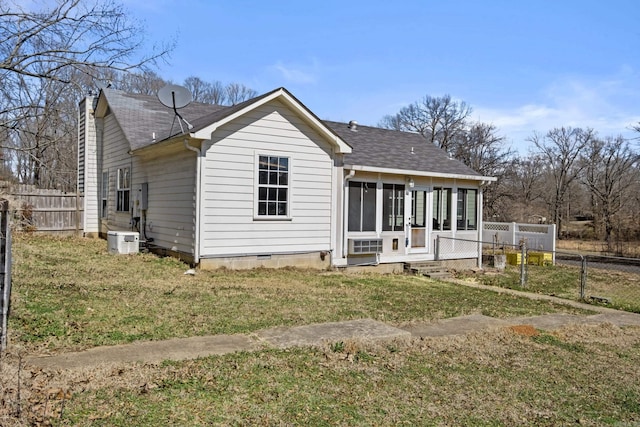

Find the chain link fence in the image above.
[{"left": 436, "top": 236, "right": 640, "bottom": 314}]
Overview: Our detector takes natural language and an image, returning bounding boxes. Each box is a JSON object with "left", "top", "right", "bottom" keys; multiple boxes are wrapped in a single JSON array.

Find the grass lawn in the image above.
[
  {"left": 3, "top": 234, "right": 640, "bottom": 426},
  {"left": 474, "top": 263, "right": 640, "bottom": 313}
]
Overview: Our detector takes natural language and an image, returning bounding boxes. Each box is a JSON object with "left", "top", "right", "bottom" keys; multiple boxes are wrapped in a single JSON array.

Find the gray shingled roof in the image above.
[
  {"left": 325, "top": 121, "right": 482, "bottom": 178},
  {"left": 101, "top": 88, "right": 484, "bottom": 178},
  {"left": 188, "top": 88, "right": 280, "bottom": 133},
  {"left": 101, "top": 89, "right": 224, "bottom": 151}
]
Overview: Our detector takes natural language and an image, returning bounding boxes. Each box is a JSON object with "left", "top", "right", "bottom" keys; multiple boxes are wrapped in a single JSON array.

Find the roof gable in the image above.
[
  {"left": 190, "top": 87, "right": 352, "bottom": 154},
  {"left": 95, "top": 89, "right": 224, "bottom": 151}
]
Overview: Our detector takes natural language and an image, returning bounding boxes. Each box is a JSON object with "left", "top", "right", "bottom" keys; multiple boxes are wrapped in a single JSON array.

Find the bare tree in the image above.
[
  {"left": 0, "top": 0, "right": 171, "bottom": 85},
  {"left": 117, "top": 70, "right": 167, "bottom": 96},
  {"left": 450, "top": 122, "right": 514, "bottom": 219},
  {"left": 225, "top": 83, "right": 258, "bottom": 106},
  {"left": 580, "top": 136, "right": 640, "bottom": 246},
  {"left": 499, "top": 155, "right": 549, "bottom": 222},
  {"left": 379, "top": 94, "right": 472, "bottom": 151},
  {"left": 1, "top": 0, "right": 172, "bottom": 188},
  {"left": 184, "top": 76, "right": 215, "bottom": 104},
  {"left": 528, "top": 127, "right": 596, "bottom": 238}
]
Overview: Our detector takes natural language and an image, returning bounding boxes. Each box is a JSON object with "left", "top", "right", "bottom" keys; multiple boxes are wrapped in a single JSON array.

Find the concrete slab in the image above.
[
  {"left": 256, "top": 318, "right": 411, "bottom": 348},
  {"left": 27, "top": 334, "right": 257, "bottom": 370},
  {"left": 25, "top": 311, "right": 640, "bottom": 371},
  {"left": 506, "top": 313, "right": 595, "bottom": 330},
  {"left": 587, "top": 312, "right": 640, "bottom": 327},
  {"left": 507, "top": 312, "right": 640, "bottom": 330},
  {"left": 402, "top": 314, "right": 512, "bottom": 337}
]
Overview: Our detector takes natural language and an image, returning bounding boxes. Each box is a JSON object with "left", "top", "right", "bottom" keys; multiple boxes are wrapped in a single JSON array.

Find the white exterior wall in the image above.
[
  {"left": 102, "top": 114, "right": 135, "bottom": 232},
  {"left": 78, "top": 97, "right": 99, "bottom": 235},
  {"left": 199, "top": 100, "right": 336, "bottom": 258},
  {"left": 134, "top": 147, "right": 197, "bottom": 256},
  {"left": 100, "top": 113, "right": 198, "bottom": 257}
]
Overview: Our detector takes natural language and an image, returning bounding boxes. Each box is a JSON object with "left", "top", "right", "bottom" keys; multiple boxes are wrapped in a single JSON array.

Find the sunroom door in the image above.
[{"left": 410, "top": 189, "right": 429, "bottom": 251}]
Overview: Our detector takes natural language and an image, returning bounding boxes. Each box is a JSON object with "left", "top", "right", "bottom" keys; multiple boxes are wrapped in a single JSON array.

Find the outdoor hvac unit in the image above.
[
  {"left": 107, "top": 231, "right": 139, "bottom": 255},
  {"left": 348, "top": 238, "right": 383, "bottom": 255}
]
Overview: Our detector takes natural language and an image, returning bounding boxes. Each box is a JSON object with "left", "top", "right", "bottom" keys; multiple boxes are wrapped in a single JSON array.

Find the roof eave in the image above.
[{"left": 344, "top": 164, "right": 497, "bottom": 182}]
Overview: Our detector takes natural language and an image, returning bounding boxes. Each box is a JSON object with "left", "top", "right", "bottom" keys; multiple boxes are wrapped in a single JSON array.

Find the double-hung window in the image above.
[
  {"left": 101, "top": 171, "right": 109, "bottom": 218},
  {"left": 383, "top": 184, "right": 404, "bottom": 231},
  {"left": 457, "top": 189, "right": 477, "bottom": 230},
  {"left": 116, "top": 167, "right": 130, "bottom": 212},
  {"left": 257, "top": 155, "right": 289, "bottom": 217},
  {"left": 433, "top": 187, "right": 452, "bottom": 231},
  {"left": 348, "top": 181, "right": 376, "bottom": 232}
]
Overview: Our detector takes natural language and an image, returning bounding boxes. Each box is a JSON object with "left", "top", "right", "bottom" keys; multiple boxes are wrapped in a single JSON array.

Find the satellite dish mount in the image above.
[{"left": 157, "top": 84, "right": 194, "bottom": 135}]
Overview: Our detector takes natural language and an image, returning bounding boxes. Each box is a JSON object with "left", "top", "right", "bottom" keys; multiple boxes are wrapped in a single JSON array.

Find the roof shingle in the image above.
[{"left": 99, "top": 88, "right": 484, "bottom": 178}]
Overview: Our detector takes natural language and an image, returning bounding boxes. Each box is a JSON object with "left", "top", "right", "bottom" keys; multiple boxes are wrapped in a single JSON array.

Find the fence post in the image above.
[
  {"left": 0, "top": 199, "right": 12, "bottom": 352},
  {"left": 435, "top": 235, "right": 440, "bottom": 261},
  {"left": 580, "top": 256, "right": 587, "bottom": 300},
  {"left": 520, "top": 241, "right": 527, "bottom": 288}
]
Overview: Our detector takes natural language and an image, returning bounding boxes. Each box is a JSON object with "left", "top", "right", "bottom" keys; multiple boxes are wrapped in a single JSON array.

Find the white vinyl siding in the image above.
[
  {"left": 101, "top": 114, "right": 133, "bottom": 231},
  {"left": 133, "top": 148, "right": 197, "bottom": 256},
  {"left": 79, "top": 97, "right": 99, "bottom": 233},
  {"left": 199, "top": 99, "right": 335, "bottom": 257}
]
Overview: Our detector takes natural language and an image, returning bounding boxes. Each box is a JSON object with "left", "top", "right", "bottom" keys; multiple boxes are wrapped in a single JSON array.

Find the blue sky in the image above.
[{"left": 126, "top": 0, "right": 640, "bottom": 152}]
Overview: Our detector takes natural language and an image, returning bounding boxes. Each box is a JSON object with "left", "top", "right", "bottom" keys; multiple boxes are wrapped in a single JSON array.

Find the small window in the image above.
[
  {"left": 116, "top": 167, "right": 130, "bottom": 212},
  {"left": 101, "top": 171, "right": 109, "bottom": 218},
  {"left": 433, "top": 187, "right": 452, "bottom": 231},
  {"left": 348, "top": 181, "right": 377, "bottom": 232},
  {"left": 383, "top": 184, "right": 404, "bottom": 231},
  {"left": 257, "top": 155, "right": 289, "bottom": 217},
  {"left": 457, "top": 189, "right": 477, "bottom": 230}
]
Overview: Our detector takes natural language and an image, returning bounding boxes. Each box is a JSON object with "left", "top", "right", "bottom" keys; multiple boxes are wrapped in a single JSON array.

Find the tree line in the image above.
[
  {"left": 380, "top": 95, "right": 640, "bottom": 244},
  {"left": 0, "top": 0, "right": 256, "bottom": 192},
  {"left": 2, "top": 0, "right": 639, "bottom": 245}
]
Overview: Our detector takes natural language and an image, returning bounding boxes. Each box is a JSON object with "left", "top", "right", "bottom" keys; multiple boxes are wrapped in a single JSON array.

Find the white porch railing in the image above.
[{"left": 482, "top": 222, "right": 556, "bottom": 252}]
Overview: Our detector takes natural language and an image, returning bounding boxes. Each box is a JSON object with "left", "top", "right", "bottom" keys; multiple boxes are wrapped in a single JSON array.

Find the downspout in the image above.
[
  {"left": 184, "top": 139, "right": 201, "bottom": 265},
  {"left": 342, "top": 169, "right": 356, "bottom": 259}
]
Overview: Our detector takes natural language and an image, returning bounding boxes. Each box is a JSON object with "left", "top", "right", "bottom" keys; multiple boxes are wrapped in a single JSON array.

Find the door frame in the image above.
[{"left": 407, "top": 186, "right": 431, "bottom": 253}]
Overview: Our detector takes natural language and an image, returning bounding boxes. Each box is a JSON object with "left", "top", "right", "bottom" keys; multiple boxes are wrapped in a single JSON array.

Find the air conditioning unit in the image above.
[
  {"left": 107, "top": 231, "right": 139, "bottom": 254},
  {"left": 348, "top": 238, "right": 383, "bottom": 255}
]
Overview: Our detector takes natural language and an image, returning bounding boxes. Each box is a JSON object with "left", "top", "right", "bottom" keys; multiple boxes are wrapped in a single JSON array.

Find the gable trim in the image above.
[{"left": 191, "top": 88, "right": 352, "bottom": 154}]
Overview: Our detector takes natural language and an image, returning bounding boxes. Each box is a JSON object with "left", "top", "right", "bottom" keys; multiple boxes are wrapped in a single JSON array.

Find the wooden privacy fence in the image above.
[{"left": 10, "top": 185, "right": 84, "bottom": 235}]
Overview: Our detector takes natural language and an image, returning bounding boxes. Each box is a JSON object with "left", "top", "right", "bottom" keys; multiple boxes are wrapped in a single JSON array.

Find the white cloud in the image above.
[
  {"left": 270, "top": 60, "right": 319, "bottom": 85},
  {"left": 473, "top": 68, "right": 640, "bottom": 151}
]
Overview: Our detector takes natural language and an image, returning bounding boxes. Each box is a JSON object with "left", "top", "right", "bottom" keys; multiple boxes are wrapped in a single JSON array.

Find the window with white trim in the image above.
[
  {"left": 257, "top": 155, "right": 289, "bottom": 217},
  {"left": 457, "top": 189, "right": 477, "bottom": 230},
  {"left": 383, "top": 184, "right": 405, "bottom": 231},
  {"left": 348, "top": 181, "right": 376, "bottom": 232},
  {"left": 116, "top": 167, "right": 130, "bottom": 212},
  {"left": 433, "top": 187, "right": 452, "bottom": 231},
  {"left": 101, "top": 171, "right": 109, "bottom": 218}
]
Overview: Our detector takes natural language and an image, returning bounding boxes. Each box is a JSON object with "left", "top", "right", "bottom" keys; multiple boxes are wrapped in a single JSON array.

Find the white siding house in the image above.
[{"left": 78, "top": 87, "right": 495, "bottom": 270}]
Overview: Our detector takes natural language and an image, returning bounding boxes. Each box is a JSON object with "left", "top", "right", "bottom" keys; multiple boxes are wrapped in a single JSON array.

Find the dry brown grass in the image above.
[
  {"left": 4, "top": 233, "right": 640, "bottom": 425},
  {"left": 557, "top": 239, "right": 640, "bottom": 257},
  {"left": 2, "top": 323, "right": 639, "bottom": 426}
]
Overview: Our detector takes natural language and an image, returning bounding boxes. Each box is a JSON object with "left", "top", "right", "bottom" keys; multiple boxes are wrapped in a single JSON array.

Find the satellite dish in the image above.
[
  {"left": 157, "top": 84, "right": 194, "bottom": 134},
  {"left": 158, "top": 84, "right": 193, "bottom": 109}
]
